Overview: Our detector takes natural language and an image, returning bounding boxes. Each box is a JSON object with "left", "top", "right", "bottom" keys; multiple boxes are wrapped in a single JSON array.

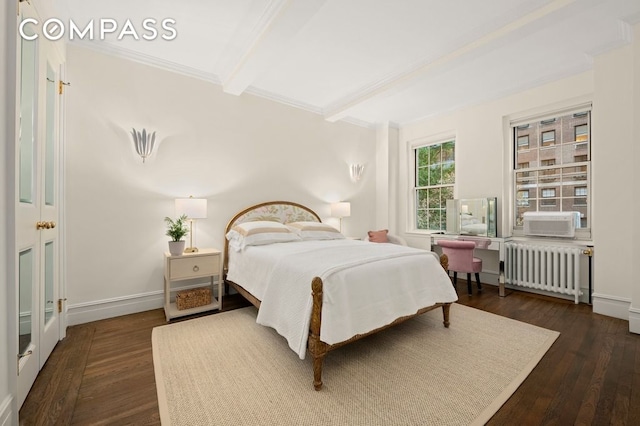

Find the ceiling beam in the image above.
[
  {"left": 323, "top": 0, "right": 578, "bottom": 123},
  {"left": 220, "top": 0, "right": 328, "bottom": 96}
]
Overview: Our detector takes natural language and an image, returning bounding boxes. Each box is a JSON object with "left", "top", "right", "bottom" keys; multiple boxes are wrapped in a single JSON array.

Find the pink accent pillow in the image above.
[{"left": 368, "top": 229, "right": 389, "bottom": 243}]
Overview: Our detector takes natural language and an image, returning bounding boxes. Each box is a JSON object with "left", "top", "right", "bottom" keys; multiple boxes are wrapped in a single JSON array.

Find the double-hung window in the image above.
[
  {"left": 512, "top": 107, "right": 591, "bottom": 233},
  {"left": 414, "top": 140, "right": 455, "bottom": 231}
]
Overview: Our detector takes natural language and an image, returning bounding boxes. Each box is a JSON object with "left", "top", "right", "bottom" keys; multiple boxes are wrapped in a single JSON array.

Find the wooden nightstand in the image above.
[{"left": 163, "top": 248, "right": 222, "bottom": 321}]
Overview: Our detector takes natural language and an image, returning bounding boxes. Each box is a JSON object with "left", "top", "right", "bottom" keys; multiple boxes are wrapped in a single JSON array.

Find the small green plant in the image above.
[{"left": 164, "top": 214, "right": 189, "bottom": 242}]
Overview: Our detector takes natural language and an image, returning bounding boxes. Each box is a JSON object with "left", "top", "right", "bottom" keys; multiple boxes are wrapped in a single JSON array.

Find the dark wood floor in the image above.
[{"left": 19, "top": 285, "right": 640, "bottom": 425}]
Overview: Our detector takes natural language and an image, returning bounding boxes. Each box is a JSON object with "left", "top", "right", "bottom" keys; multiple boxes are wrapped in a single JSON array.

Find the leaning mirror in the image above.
[{"left": 446, "top": 197, "right": 497, "bottom": 237}]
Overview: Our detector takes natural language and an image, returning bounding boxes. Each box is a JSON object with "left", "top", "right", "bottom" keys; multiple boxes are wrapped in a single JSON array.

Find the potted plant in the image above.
[{"left": 165, "top": 214, "right": 189, "bottom": 255}]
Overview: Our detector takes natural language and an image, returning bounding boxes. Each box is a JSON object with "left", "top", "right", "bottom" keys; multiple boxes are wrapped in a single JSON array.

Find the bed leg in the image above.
[
  {"left": 311, "top": 349, "right": 327, "bottom": 391},
  {"left": 442, "top": 303, "right": 451, "bottom": 328},
  {"left": 439, "top": 253, "right": 449, "bottom": 271},
  {"left": 309, "top": 277, "right": 327, "bottom": 390}
]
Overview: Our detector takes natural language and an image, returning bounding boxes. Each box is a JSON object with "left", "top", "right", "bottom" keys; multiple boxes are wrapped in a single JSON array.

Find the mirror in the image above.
[
  {"left": 19, "top": 249, "right": 34, "bottom": 356},
  {"left": 19, "top": 32, "right": 37, "bottom": 203},
  {"left": 446, "top": 198, "right": 497, "bottom": 237},
  {"left": 44, "top": 242, "right": 55, "bottom": 325}
]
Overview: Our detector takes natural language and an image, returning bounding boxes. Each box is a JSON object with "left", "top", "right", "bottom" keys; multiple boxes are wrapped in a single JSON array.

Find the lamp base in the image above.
[{"left": 183, "top": 247, "right": 199, "bottom": 253}]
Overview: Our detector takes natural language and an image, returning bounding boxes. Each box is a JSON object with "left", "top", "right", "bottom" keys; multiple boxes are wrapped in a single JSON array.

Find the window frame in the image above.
[
  {"left": 510, "top": 104, "right": 592, "bottom": 239},
  {"left": 411, "top": 138, "right": 456, "bottom": 233}
]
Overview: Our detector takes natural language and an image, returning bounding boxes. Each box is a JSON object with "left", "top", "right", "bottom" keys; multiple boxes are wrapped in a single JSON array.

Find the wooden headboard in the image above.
[{"left": 223, "top": 201, "right": 321, "bottom": 274}]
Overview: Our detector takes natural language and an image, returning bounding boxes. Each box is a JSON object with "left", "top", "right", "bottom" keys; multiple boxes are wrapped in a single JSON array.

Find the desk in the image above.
[{"left": 431, "top": 234, "right": 506, "bottom": 296}]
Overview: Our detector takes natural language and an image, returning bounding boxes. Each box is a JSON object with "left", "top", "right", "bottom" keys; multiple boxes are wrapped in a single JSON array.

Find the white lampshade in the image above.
[
  {"left": 175, "top": 197, "right": 207, "bottom": 219},
  {"left": 331, "top": 202, "right": 351, "bottom": 218}
]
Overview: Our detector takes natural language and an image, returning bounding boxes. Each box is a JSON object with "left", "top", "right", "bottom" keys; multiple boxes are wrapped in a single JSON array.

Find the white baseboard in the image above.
[
  {"left": 66, "top": 291, "right": 164, "bottom": 326},
  {"left": 629, "top": 307, "right": 640, "bottom": 334},
  {"left": 0, "top": 394, "right": 15, "bottom": 426},
  {"left": 592, "top": 292, "right": 631, "bottom": 321}
]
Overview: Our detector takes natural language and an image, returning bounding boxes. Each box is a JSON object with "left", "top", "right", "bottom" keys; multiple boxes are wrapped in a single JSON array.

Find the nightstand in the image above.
[{"left": 163, "top": 248, "right": 222, "bottom": 321}]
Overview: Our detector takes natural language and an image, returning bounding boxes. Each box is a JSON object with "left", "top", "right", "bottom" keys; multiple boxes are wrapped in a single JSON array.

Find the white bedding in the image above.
[{"left": 226, "top": 239, "right": 458, "bottom": 359}]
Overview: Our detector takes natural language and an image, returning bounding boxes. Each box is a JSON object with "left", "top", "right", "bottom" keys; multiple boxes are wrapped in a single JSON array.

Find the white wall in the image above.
[
  {"left": 397, "top": 32, "right": 640, "bottom": 324},
  {"left": 630, "top": 22, "right": 640, "bottom": 334},
  {"left": 2, "top": 1, "right": 18, "bottom": 424},
  {"left": 399, "top": 72, "right": 593, "bottom": 243},
  {"left": 591, "top": 43, "right": 635, "bottom": 319},
  {"left": 64, "top": 45, "right": 376, "bottom": 324}
]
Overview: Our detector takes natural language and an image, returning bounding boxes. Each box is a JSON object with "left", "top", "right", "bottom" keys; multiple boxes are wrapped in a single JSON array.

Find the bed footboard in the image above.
[{"left": 308, "top": 276, "right": 452, "bottom": 391}]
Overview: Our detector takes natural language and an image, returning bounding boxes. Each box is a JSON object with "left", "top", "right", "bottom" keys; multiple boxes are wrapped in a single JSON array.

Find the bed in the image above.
[{"left": 223, "top": 201, "right": 458, "bottom": 390}]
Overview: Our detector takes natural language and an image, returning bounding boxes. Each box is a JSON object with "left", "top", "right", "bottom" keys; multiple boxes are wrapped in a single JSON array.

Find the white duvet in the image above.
[{"left": 226, "top": 239, "right": 458, "bottom": 359}]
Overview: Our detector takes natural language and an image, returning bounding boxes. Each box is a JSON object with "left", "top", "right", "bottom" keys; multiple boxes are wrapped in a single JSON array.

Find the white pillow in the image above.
[
  {"left": 286, "top": 221, "right": 345, "bottom": 240},
  {"left": 226, "top": 221, "right": 301, "bottom": 251}
]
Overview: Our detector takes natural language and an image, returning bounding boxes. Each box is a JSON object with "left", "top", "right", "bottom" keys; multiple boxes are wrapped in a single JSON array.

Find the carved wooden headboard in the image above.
[{"left": 223, "top": 201, "right": 321, "bottom": 274}]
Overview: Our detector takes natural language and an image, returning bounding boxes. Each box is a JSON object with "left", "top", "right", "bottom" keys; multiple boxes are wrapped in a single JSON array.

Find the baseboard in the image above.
[
  {"left": 592, "top": 292, "right": 631, "bottom": 321},
  {"left": 66, "top": 291, "right": 164, "bottom": 326},
  {"left": 629, "top": 306, "right": 640, "bottom": 334},
  {"left": 0, "top": 394, "right": 15, "bottom": 426}
]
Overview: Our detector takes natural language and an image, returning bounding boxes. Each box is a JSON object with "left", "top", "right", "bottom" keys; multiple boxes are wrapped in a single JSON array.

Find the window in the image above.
[
  {"left": 517, "top": 135, "right": 529, "bottom": 149},
  {"left": 512, "top": 108, "right": 591, "bottom": 230},
  {"left": 574, "top": 186, "right": 587, "bottom": 206},
  {"left": 575, "top": 124, "right": 588, "bottom": 142},
  {"left": 541, "top": 130, "right": 556, "bottom": 146},
  {"left": 414, "top": 140, "right": 455, "bottom": 231}
]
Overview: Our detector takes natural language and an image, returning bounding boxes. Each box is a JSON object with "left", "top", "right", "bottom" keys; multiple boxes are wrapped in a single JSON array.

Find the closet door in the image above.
[
  {"left": 38, "top": 47, "right": 63, "bottom": 368},
  {"left": 16, "top": 4, "right": 64, "bottom": 407},
  {"left": 16, "top": 23, "right": 41, "bottom": 407}
]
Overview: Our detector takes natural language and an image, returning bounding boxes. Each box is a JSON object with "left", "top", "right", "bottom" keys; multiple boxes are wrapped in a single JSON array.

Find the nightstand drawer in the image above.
[{"left": 169, "top": 255, "right": 218, "bottom": 280}]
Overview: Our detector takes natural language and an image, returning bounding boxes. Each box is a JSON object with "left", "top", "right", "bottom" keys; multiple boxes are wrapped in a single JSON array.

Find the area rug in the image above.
[{"left": 152, "top": 304, "right": 559, "bottom": 425}]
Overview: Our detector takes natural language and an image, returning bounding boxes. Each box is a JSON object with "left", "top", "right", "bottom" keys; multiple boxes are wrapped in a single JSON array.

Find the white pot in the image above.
[{"left": 168, "top": 241, "right": 186, "bottom": 256}]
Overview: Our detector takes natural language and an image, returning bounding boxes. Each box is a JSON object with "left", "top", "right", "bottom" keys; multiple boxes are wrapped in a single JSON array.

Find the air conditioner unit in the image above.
[{"left": 523, "top": 212, "right": 578, "bottom": 238}]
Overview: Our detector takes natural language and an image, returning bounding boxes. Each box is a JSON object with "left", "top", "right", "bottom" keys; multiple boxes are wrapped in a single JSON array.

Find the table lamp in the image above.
[
  {"left": 330, "top": 202, "right": 351, "bottom": 233},
  {"left": 175, "top": 196, "right": 207, "bottom": 253}
]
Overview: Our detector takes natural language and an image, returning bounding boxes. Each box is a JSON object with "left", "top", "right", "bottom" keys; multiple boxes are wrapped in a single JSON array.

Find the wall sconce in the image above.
[
  {"left": 131, "top": 128, "right": 156, "bottom": 163},
  {"left": 350, "top": 164, "right": 364, "bottom": 182},
  {"left": 330, "top": 201, "right": 351, "bottom": 233},
  {"left": 175, "top": 196, "right": 208, "bottom": 253}
]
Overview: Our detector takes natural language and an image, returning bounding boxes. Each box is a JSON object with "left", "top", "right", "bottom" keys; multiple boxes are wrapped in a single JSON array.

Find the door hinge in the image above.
[
  {"left": 18, "top": 0, "right": 29, "bottom": 15},
  {"left": 59, "top": 80, "right": 71, "bottom": 95},
  {"left": 58, "top": 298, "right": 67, "bottom": 313}
]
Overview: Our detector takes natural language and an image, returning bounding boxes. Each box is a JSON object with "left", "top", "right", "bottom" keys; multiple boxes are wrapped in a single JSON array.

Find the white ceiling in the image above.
[{"left": 52, "top": 0, "right": 640, "bottom": 127}]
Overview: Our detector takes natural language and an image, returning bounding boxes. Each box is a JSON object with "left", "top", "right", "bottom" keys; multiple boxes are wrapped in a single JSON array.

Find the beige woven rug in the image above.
[{"left": 152, "top": 304, "right": 559, "bottom": 425}]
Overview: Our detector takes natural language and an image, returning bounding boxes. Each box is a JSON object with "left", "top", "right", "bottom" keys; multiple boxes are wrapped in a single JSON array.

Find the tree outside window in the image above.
[{"left": 415, "top": 140, "right": 455, "bottom": 230}]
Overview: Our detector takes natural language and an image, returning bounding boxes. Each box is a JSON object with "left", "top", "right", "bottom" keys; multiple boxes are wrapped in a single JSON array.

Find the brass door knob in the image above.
[{"left": 36, "top": 221, "right": 57, "bottom": 230}]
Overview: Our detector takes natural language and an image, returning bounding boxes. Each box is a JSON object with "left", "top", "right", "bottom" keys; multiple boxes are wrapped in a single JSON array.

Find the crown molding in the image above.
[{"left": 69, "top": 40, "right": 221, "bottom": 85}]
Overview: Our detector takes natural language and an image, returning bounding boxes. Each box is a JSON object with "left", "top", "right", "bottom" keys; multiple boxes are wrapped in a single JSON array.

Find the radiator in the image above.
[{"left": 504, "top": 242, "right": 584, "bottom": 303}]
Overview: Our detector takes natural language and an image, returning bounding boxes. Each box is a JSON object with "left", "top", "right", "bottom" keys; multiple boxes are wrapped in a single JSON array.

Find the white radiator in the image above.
[{"left": 504, "top": 242, "right": 584, "bottom": 303}]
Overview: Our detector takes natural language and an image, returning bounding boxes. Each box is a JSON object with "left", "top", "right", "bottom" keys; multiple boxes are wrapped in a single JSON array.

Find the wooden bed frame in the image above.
[{"left": 223, "top": 201, "right": 452, "bottom": 390}]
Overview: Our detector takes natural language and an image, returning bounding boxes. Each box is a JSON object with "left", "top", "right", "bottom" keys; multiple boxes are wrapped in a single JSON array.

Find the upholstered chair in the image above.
[{"left": 437, "top": 240, "right": 482, "bottom": 295}]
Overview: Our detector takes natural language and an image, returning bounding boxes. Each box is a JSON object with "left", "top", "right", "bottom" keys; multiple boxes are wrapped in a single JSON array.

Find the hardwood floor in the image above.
[{"left": 19, "top": 286, "right": 640, "bottom": 425}]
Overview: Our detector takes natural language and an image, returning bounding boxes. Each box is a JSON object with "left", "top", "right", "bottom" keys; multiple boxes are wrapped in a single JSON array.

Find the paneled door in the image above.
[{"left": 16, "top": 3, "right": 64, "bottom": 407}]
